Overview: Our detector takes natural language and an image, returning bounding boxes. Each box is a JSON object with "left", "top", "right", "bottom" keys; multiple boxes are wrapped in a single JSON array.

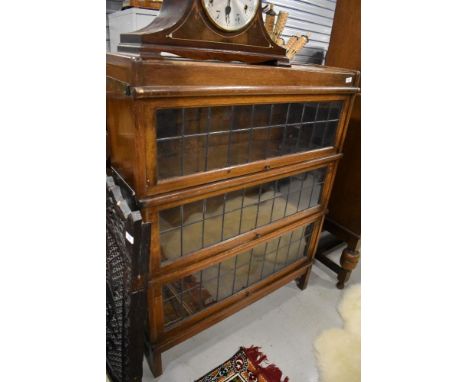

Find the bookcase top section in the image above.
[{"left": 107, "top": 53, "right": 360, "bottom": 99}]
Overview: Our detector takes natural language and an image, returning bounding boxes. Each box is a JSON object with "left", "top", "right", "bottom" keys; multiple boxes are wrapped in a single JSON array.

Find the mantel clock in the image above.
[{"left": 118, "top": 0, "right": 287, "bottom": 64}]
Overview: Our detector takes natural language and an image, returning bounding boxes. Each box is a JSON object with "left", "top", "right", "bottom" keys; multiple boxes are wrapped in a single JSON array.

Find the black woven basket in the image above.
[{"left": 106, "top": 176, "right": 151, "bottom": 382}]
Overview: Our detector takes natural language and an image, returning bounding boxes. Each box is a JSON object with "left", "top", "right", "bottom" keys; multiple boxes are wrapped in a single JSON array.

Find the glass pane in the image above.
[
  {"left": 159, "top": 167, "right": 327, "bottom": 262},
  {"left": 160, "top": 229, "right": 181, "bottom": 259},
  {"left": 210, "top": 106, "right": 232, "bottom": 133},
  {"left": 267, "top": 126, "right": 285, "bottom": 157},
  {"left": 204, "top": 215, "right": 223, "bottom": 247},
  {"left": 250, "top": 128, "right": 270, "bottom": 162},
  {"left": 252, "top": 104, "right": 271, "bottom": 127},
  {"left": 156, "top": 109, "right": 182, "bottom": 139},
  {"left": 183, "top": 135, "right": 206, "bottom": 176},
  {"left": 162, "top": 223, "right": 314, "bottom": 327},
  {"left": 185, "top": 108, "right": 208, "bottom": 135},
  {"left": 303, "top": 103, "right": 319, "bottom": 121},
  {"left": 233, "top": 105, "right": 252, "bottom": 130},
  {"left": 182, "top": 200, "right": 204, "bottom": 222},
  {"left": 182, "top": 222, "right": 203, "bottom": 254},
  {"left": 323, "top": 120, "right": 339, "bottom": 147},
  {"left": 207, "top": 132, "right": 229, "bottom": 170},
  {"left": 317, "top": 103, "right": 331, "bottom": 121},
  {"left": 223, "top": 209, "right": 242, "bottom": 240},
  {"left": 271, "top": 103, "right": 289, "bottom": 125},
  {"left": 206, "top": 194, "right": 225, "bottom": 217},
  {"left": 159, "top": 206, "right": 182, "bottom": 231},
  {"left": 287, "top": 103, "right": 304, "bottom": 124},
  {"left": 329, "top": 102, "right": 342, "bottom": 120},
  {"left": 229, "top": 130, "right": 250, "bottom": 166},
  {"left": 156, "top": 101, "right": 343, "bottom": 180},
  {"left": 157, "top": 139, "right": 181, "bottom": 179}
]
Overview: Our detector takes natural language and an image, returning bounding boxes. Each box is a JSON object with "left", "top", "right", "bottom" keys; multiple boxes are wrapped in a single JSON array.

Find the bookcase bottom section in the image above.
[{"left": 161, "top": 222, "right": 315, "bottom": 328}]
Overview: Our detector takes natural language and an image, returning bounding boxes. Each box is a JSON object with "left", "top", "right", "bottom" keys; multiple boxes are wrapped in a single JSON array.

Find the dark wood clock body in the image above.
[{"left": 117, "top": 0, "right": 288, "bottom": 64}]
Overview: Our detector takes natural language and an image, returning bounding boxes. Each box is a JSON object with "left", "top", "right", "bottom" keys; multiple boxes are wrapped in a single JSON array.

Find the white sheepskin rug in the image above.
[{"left": 314, "top": 284, "right": 361, "bottom": 382}]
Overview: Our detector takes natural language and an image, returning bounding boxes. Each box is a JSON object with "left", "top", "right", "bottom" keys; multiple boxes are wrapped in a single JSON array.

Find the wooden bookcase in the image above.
[{"left": 107, "top": 53, "right": 359, "bottom": 376}]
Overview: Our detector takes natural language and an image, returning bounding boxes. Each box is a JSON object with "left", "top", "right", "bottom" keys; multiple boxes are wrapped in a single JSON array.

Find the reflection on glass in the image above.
[
  {"left": 162, "top": 223, "right": 314, "bottom": 327},
  {"left": 156, "top": 101, "right": 342, "bottom": 180},
  {"left": 159, "top": 167, "right": 326, "bottom": 261}
]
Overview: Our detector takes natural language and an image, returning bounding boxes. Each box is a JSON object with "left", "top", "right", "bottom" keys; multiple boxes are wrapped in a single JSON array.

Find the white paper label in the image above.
[
  {"left": 125, "top": 232, "right": 134, "bottom": 244},
  {"left": 345, "top": 77, "right": 353, "bottom": 83}
]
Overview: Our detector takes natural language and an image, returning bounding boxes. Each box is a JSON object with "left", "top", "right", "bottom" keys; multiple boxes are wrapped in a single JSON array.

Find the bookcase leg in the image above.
[
  {"left": 296, "top": 267, "right": 311, "bottom": 291},
  {"left": 147, "top": 347, "right": 163, "bottom": 378},
  {"left": 336, "top": 247, "right": 360, "bottom": 289}
]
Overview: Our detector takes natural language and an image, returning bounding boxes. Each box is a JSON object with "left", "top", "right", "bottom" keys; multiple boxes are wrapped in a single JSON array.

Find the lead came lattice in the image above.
[
  {"left": 159, "top": 167, "right": 327, "bottom": 260},
  {"left": 156, "top": 101, "right": 342, "bottom": 180},
  {"left": 162, "top": 222, "right": 315, "bottom": 328}
]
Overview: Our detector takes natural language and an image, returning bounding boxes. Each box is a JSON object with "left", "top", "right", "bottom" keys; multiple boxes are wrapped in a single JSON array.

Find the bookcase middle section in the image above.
[{"left": 158, "top": 166, "right": 328, "bottom": 263}]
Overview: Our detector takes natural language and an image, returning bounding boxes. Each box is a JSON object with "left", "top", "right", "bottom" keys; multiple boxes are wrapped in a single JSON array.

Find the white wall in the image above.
[
  {"left": 106, "top": 0, "right": 123, "bottom": 51},
  {"left": 263, "top": 0, "right": 337, "bottom": 64}
]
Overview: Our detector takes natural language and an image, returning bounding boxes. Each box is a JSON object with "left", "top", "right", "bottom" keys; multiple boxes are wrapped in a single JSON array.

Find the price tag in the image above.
[{"left": 125, "top": 232, "right": 134, "bottom": 244}]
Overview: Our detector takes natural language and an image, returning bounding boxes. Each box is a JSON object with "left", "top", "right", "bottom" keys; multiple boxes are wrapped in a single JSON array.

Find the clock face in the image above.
[{"left": 202, "top": 0, "right": 260, "bottom": 32}]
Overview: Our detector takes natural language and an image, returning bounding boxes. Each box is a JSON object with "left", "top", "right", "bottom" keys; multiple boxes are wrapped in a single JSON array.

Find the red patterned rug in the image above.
[{"left": 195, "top": 347, "right": 289, "bottom": 382}]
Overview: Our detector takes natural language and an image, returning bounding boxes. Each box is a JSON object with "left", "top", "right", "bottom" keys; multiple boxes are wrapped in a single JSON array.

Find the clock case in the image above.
[{"left": 118, "top": 0, "right": 288, "bottom": 64}]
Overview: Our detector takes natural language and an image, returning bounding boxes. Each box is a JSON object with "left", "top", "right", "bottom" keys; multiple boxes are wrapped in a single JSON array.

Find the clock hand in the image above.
[{"left": 225, "top": 0, "right": 231, "bottom": 24}]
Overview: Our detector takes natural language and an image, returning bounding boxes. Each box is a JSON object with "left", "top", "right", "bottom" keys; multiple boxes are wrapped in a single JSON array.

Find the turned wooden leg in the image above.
[
  {"left": 336, "top": 247, "right": 360, "bottom": 289},
  {"left": 147, "top": 347, "right": 163, "bottom": 378},
  {"left": 296, "top": 267, "right": 312, "bottom": 290}
]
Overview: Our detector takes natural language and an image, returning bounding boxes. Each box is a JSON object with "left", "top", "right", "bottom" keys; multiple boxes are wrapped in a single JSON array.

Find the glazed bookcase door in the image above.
[
  {"left": 143, "top": 96, "right": 349, "bottom": 196},
  {"left": 156, "top": 101, "right": 342, "bottom": 179},
  {"left": 161, "top": 219, "right": 317, "bottom": 330},
  {"left": 158, "top": 167, "right": 327, "bottom": 263}
]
